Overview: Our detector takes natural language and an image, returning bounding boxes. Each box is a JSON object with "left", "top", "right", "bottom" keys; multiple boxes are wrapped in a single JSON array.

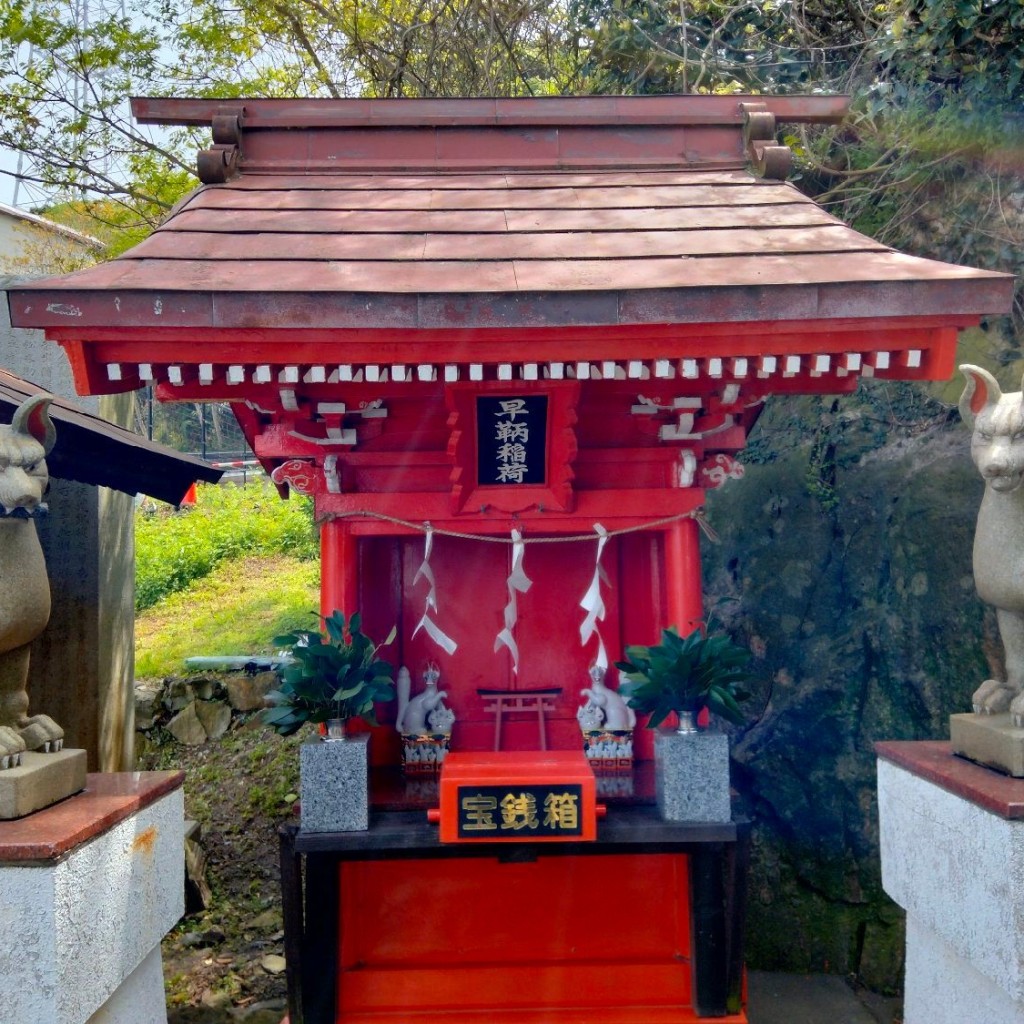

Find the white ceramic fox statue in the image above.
[
  {"left": 396, "top": 663, "right": 454, "bottom": 734},
  {"left": 960, "top": 364, "right": 1024, "bottom": 726},
  {"left": 0, "top": 394, "right": 64, "bottom": 768}
]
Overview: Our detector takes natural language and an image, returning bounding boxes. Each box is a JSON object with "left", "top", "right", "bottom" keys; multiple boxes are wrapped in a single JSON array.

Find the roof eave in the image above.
[
  {"left": 8, "top": 276, "right": 1015, "bottom": 335},
  {"left": 0, "top": 370, "right": 221, "bottom": 504}
]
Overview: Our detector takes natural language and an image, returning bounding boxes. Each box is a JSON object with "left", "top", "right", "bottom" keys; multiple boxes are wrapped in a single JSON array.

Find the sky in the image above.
[
  {"left": 0, "top": 150, "right": 27, "bottom": 209},
  {"left": 0, "top": 0, "right": 139, "bottom": 213}
]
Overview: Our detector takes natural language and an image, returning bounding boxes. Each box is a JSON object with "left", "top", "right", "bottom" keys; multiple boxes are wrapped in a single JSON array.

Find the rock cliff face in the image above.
[{"left": 703, "top": 417, "right": 993, "bottom": 990}]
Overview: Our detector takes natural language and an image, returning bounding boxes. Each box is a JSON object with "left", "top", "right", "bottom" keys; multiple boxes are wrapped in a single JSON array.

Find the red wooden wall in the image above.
[{"left": 349, "top": 531, "right": 670, "bottom": 764}]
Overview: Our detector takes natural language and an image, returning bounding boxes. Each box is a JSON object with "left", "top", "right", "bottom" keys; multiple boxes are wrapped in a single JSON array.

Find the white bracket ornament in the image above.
[
  {"left": 658, "top": 397, "right": 704, "bottom": 441},
  {"left": 287, "top": 428, "right": 358, "bottom": 446},
  {"left": 323, "top": 455, "right": 342, "bottom": 494},
  {"left": 701, "top": 454, "right": 745, "bottom": 490},
  {"left": 360, "top": 399, "right": 388, "bottom": 419},
  {"left": 270, "top": 459, "right": 318, "bottom": 495},
  {"left": 676, "top": 451, "right": 698, "bottom": 488},
  {"left": 630, "top": 395, "right": 662, "bottom": 415}
]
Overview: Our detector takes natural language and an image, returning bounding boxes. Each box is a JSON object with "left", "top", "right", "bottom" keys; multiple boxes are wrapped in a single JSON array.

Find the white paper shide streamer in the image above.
[
  {"left": 411, "top": 526, "right": 458, "bottom": 655},
  {"left": 579, "top": 523, "right": 610, "bottom": 670},
  {"left": 494, "top": 529, "right": 532, "bottom": 673}
]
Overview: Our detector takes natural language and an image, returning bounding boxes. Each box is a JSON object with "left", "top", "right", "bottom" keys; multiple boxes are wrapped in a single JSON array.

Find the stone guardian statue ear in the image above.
[
  {"left": 10, "top": 395, "right": 56, "bottom": 455},
  {"left": 959, "top": 364, "right": 1002, "bottom": 430}
]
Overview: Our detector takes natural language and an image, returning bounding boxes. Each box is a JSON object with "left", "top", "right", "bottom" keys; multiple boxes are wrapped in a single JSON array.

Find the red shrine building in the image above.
[{"left": 7, "top": 95, "right": 1013, "bottom": 1024}]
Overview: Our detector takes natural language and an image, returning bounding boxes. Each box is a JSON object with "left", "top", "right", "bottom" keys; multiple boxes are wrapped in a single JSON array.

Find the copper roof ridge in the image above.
[{"left": 131, "top": 94, "right": 851, "bottom": 129}]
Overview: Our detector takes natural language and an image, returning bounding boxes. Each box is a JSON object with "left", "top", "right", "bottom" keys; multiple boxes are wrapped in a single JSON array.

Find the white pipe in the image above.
[{"left": 183, "top": 656, "right": 291, "bottom": 671}]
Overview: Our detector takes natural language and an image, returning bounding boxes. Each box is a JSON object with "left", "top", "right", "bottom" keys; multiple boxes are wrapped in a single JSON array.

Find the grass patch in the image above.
[
  {"left": 136, "top": 553, "right": 320, "bottom": 678},
  {"left": 135, "top": 482, "right": 317, "bottom": 611}
]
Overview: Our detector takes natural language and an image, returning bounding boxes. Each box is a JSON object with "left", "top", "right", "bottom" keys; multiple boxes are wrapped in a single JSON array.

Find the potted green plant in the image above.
[
  {"left": 262, "top": 610, "right": 396, "bottom": 737},
  {"left": 262, "top": 610, "right": 396, "bottom": 832},
  {"left": 616, "top": 625, "right": 752, "bottom": 733},
  {"left": 616, "top": 626, "right": 753, "bottom": 823}
]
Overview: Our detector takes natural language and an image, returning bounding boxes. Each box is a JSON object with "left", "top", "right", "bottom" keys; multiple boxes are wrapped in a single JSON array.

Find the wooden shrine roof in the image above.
[
  {"left": 2, "top": 95, "right": 1015, "bottom": 529},
  {"left": 4, "top": 94, "right": 1014, "bottom": 401},
  {"left": 8, "top": 97, "right": 1011, "bottom": 327},
  {"left": 28, "top": 170, "right": 1002, "bottom": 309}
]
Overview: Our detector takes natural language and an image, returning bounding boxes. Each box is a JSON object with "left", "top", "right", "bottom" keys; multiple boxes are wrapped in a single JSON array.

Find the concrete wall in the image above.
[
  {"left": 1, "top": 274, "right": 135, "bottom": 771},
  {"left": 0, "top": 206, "right": 98, "bottom": 278}
]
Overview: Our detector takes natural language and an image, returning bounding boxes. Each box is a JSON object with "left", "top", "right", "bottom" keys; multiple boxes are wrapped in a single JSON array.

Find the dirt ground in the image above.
[{"left": 137, "top": 709, "right": 308, "bottom": 1023}]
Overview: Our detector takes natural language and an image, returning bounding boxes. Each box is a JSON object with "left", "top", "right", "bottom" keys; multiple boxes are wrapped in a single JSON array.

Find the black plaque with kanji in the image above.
[
  {"left": 456, "top": 784, "right": 584, "bottom": 838},
  {"left": 476, "top": 395, "right": 548, "bottom": 486}
]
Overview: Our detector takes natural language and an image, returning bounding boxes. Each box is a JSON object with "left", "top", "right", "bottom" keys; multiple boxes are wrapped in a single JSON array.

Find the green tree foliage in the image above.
[
  {"left": 210, "top": 0, "right": 584, "bottom": 98},
  {"left": 574, "top": 0, "right": 882, "bottom": 95},
  {"left": 0, "top": 0, "right": 315, "bottom": 246},
  {"left": 573, "top": 0, "right": 1024, "bottom": 343},
  {"left": 802, "top": 96, "right": 1024, "bottom": 317},
  {"left": 0, "top": 0, "right": 582, "bottom": 246},
  {"left": 879, "top": 0, "right": 1024, "bottom": 108},
  {"left": 842, "top": 1, "right": 1024, "bottom": 337},
  {"left": 0, "top": 1, "right": 196, "bottom": 239}
]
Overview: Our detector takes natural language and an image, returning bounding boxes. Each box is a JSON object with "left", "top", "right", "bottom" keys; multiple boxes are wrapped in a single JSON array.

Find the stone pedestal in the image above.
[
  {"left": 0, "top": 771, "right": 185, "bottom": 1024},
  {"left": 0, "top": 748, "right": 87, "bottom": 819},
  {"left": 654, "top": 729, "right": 731, "bottom": 823},
  {"left": 950, "top": 712, "right": 1024, "bottom": 777},
  {"left": 300, "top": 733, "right": 369, "bottom": 832},
  {"left": 877, "top": 741, "right": 1024, "bottom": 1024}
]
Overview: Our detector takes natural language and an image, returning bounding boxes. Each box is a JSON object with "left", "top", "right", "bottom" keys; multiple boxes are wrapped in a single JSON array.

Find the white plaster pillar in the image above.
[
  {"left": 0, "top": 775, "right": 184, "bottom": 1024},
  {"left": 877, "top": 746, "right": 1024, "bottom": 1024}
]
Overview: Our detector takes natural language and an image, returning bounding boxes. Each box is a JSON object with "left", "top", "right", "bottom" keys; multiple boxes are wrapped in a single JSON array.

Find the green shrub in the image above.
[{"left": 135, "top": 483, "right": 317, "bottom": 610}]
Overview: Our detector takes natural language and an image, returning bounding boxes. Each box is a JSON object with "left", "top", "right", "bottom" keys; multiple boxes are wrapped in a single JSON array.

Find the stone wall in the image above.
[{"left": 703, "top": 410, "right": 989, "bottom": 990}]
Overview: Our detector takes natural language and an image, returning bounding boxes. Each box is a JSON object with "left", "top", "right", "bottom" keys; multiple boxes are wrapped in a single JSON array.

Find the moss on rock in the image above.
[{"left": 705, "top": 421, "right": 987, "bottom": 990}]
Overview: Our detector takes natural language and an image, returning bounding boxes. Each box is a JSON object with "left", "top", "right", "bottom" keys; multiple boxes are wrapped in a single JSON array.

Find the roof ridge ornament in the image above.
[
  {"left": 738, "top": 102, "right": 793, "bottom": 181},
  {"left": 197, "top": 106, "right": 244, "bottom": 184}
]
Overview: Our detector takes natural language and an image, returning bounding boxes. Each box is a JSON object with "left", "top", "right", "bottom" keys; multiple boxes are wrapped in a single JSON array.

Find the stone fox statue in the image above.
[
  {"left": 960, "top": 364, "right": 1024, "bottom": 726},
  {"left": 0, "top": 395, "right": 63, "bottom": 768}
]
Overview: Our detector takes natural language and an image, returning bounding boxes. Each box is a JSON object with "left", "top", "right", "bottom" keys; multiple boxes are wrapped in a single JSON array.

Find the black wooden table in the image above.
[{"left": 280, "top": 777, "right": 749, "bottom": 1024}]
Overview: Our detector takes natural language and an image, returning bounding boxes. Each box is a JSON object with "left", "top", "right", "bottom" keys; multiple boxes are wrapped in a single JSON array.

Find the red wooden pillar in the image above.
[
  {"left": 665, "top": 517, "right": 703, "bottom": 635},
  {"left": 320, "top": 518, "right": 359, "bottom": 620}
]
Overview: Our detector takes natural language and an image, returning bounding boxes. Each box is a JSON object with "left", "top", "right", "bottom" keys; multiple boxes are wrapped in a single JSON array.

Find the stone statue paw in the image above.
[
  {"left": 972, "top": 679, "right": 1019, "bottom": 715},
  {"left": 1010, "top": 691, "right": 1024, "bottom": 729},
  {"left": 0, "top": 726, "right": 26, "bottom": 769},
  {"left": 19, "top": 715, "right": 64, "bottom": 753}
]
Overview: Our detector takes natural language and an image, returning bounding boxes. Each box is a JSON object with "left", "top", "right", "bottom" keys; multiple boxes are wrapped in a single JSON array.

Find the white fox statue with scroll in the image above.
[{"left": 0, "top": 395, "right": 64, "bottom": 768}]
